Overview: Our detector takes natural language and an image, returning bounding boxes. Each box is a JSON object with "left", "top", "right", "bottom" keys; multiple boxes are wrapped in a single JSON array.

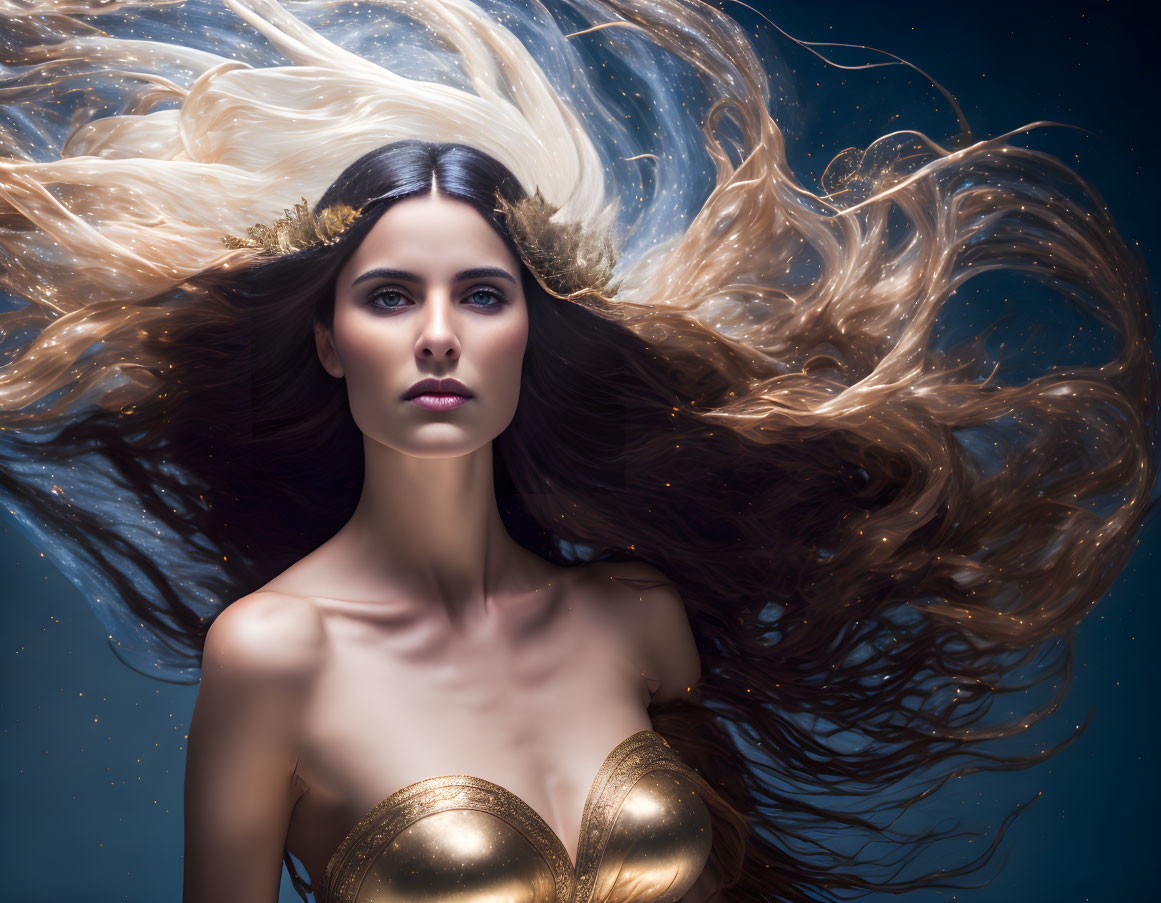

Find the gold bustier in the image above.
[{"left": 305, "top": 730, "right": 712, "bottom": 903}]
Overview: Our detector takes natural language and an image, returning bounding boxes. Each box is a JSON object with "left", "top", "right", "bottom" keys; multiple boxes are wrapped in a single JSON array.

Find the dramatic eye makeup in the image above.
[
  {"left": 366, "top": 287, "right": 410, "bottom": 309},
  {"left": 363, "top": 284, "right": 509, "bottom": 312},
  {"left": 464, "top": 286, "right": 507, "bottom": 308},
  {"left": 353, "top": 266, "right": 516, "bottom": 312}
]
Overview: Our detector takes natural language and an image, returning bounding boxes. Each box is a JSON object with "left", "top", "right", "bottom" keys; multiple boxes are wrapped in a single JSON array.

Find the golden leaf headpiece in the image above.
[
  {"left": 220, "top": 197, "right": 360, "bottom": 255},
  {"left": 494, "top": 190, "right": 620, "bottom": 304},
  {"left": 220, "top": 190, "right": 620, "bottom": 304}
]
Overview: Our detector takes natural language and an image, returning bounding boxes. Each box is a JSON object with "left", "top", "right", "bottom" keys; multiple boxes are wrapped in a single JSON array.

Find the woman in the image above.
[
  {"left": 1, "top": 1, "right": 1156, "bottom": 901},
  {"left": 185, "top": 139, "right": 726, "bottom": 902}
]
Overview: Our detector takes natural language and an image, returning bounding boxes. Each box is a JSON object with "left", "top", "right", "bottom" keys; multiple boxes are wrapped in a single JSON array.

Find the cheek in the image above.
[
  {"left": 334, "top": 316, "right": 407, "bottom": 381},
  {"left": 482, "top": 316, "right": 529, "bottom": 391}
]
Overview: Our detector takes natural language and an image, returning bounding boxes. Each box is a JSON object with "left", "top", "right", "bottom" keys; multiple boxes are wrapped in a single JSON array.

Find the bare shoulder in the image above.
[
  {"left": 582, "top": 559, "right": 701, "bottom": 703},
  {"left": 582, "top": 559, "right": 682, "bottom": 622},
  {"left": 591, "top": 558, "right": 674, "bottom": 590},
  {"left": 201, "top": 590, "right": 326, "bottom": 687},
  {"left": 185, "top": 592, "right": 319, "bottom": 901}
]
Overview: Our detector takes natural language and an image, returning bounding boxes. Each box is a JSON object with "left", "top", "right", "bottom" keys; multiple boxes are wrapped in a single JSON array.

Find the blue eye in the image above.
[
  {"left": 365, "top": 286, "right": 506, "bottom": 312},
  {"left": 369, "top": 289, "right": 409, "bottom": 309},
  {"left": 468, "top": 287, "right": 506, "bottom": 308}
]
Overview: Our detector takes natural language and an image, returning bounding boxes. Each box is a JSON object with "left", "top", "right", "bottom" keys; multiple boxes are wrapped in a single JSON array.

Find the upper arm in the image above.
[
  {"left": 183, "top": 592, "right": 323, "bottom": 903},
  {"left": 604, "top": 561, "right": 701, "bottom": 704}
]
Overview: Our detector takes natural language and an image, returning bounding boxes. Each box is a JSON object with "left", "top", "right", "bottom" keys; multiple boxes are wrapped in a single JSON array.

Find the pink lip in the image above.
[
  {"left": 408, "top": 393, "right": 470, "bottom": 411},
  {"left": 403, "top": 376, "right": 473, "bottom": 400}
]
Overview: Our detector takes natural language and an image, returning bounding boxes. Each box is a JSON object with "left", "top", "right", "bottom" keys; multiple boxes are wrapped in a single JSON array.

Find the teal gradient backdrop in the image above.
[{"left": 1, "top": 2, "right": 1155, "bottom": 900}]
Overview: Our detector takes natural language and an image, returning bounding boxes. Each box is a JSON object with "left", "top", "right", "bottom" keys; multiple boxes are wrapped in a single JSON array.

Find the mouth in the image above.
[
  {"left": 402, "top": 377, "right": 474, "bottom": 400},
  {"left": 403, "top": 377, "right": 473, "bottom": 411},
  {"left": 407, "top": 393, "right": 470, "bottom": 411}
]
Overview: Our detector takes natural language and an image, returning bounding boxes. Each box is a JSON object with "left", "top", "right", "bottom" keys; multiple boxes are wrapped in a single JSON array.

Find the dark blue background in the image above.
[{"left": 1, "top": 1, "right": 1155, "bottom": 900}]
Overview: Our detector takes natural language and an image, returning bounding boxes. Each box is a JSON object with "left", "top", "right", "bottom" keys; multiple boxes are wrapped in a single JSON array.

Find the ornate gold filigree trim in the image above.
[{"left": 314, "top": 730, "right": 693, "bottom": 903}]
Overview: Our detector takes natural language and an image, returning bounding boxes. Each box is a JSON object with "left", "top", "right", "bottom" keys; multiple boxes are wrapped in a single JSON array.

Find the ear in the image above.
[{"left": 314, "top": 321, "right": 345, "bottom": 378}]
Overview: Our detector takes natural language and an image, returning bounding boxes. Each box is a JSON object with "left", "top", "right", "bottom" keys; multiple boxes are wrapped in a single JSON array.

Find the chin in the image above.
[{"left": 379, "top": 430, "right": 494, "bottom": 459}]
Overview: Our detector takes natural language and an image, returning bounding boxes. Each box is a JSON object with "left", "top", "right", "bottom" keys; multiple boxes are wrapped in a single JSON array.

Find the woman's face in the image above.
[{"left": 316, "top": 191, "right": 529, "bottom": 457}]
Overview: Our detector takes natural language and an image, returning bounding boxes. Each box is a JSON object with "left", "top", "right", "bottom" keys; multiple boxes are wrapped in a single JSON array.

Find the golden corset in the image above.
[{"left": 303, "top": 730, "right": 712, "bottom": 903}]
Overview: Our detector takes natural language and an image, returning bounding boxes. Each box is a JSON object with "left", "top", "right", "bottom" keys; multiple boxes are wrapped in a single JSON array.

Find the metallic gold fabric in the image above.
[{"left": 315, "top": 730, "right": 712, "bottom": 903}]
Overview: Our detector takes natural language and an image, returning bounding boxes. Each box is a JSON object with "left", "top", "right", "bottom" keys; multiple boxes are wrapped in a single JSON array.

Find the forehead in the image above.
[{"left": 341, "top": 193, "right": 518, "bottom": 279}]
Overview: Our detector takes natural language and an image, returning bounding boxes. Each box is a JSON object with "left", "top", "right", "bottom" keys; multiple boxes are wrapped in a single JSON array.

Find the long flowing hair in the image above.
[{"left": 1, "top": 1, "right": 1156, "bottom": 899}]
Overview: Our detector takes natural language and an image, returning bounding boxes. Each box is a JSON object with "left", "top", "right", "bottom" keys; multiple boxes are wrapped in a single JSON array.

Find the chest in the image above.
[
  {"left": 285, "top": 593, "right": 657, "bottom": 889},
  {"left": 315, "top": 731, "right": 713, "bottom": 903}
]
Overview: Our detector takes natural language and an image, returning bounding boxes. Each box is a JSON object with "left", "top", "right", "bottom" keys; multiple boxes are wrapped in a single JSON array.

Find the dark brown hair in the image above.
[{"left": 1, "top": 136, "right": 1157, "bottom": 901}]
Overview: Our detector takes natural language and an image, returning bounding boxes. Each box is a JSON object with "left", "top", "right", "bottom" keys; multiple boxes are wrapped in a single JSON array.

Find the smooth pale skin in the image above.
[{"left": 181, "top": 192, "right": 713, "bottom": 902}]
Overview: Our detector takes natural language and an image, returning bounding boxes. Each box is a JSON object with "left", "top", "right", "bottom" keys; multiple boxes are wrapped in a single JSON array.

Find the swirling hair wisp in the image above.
[{"left": 1, "top": 1, "right": 1156, "bottom": 899}]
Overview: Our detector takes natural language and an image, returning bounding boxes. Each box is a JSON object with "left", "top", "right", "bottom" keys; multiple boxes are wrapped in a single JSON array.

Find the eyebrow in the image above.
[{"left": 350, "top": 266, "right": 518, "bottom": 288}]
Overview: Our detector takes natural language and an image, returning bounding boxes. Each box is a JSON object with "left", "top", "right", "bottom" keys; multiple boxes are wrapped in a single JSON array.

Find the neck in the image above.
[{"left": 333, "top": 435, "right": 538, "bottom": 622}]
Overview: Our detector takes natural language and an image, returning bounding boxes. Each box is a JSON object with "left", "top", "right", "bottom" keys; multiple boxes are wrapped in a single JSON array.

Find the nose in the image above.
[{"left": 414, "top": 290, "right": 460, "bottom": 361}]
